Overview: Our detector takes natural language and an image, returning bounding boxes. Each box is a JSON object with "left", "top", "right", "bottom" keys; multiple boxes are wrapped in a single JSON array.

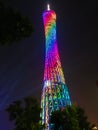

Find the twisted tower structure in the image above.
[{"left": 41, "top": 4, "right": 71, "bottom": 130}]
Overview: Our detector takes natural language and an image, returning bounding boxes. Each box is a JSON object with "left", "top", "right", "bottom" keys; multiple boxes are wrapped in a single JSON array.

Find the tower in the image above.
[{"left": 41, "top": 4, "right": 71, "bottom": 130}]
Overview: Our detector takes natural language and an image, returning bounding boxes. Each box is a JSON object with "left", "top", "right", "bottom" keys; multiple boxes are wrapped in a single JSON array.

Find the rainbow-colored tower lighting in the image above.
[{"left": 41, "top": 4, "right": 71, "bottom": 130}]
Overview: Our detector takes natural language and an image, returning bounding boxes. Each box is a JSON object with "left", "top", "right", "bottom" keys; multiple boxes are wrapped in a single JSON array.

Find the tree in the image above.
[
  {"left": 50, "top": 105, "right": 80, "bottom": 130},
  {"left": 0, "top": 2, "right": 33, "bottom": 45},
  {"left": 50, "top": 104, "right": 92, "bottom": 130},
  {"left": 6, "top": 96, "right": 45, "bottom": 130},
  {"left": 76, "top": 106, "right": 92, "bottom": 130}
]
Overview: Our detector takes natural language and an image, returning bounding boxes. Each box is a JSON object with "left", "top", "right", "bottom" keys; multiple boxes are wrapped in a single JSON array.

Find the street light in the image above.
[{"left": 92, "top": 126, "right": 98, "bottom": 130}]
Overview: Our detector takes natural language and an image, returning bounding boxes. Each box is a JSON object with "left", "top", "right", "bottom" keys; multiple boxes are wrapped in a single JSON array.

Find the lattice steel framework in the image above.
[{"left": 41, "top": 5, "right": 71, "bottom": 130}]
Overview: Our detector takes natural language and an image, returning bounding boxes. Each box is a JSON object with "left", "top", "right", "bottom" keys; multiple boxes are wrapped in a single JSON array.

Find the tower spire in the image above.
[{"left": 47, "top": 4, "right": 50, "bottom": 10}]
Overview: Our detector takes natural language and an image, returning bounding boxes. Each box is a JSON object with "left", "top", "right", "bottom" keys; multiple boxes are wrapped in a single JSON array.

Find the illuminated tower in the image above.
[{"left": 41, "top": 4, "right": 71, "bottom": 130}]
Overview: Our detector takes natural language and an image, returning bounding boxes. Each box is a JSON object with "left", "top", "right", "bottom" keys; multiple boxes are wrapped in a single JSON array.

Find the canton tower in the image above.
[{"left": 41, "top": 4, "right": 71, "bottom": 130}]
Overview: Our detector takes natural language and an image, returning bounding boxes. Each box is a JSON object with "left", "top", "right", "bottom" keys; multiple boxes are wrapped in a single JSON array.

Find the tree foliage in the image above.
[
  {"left": 50, "top": 104, "right": 92, "bottom": 130},
  {"left": 76, "top": 106, "right": 92, "bottom": 130},
  {"left": 0, "top": 2, "right": 33, "bottom": 45},
  {"left": 6, "top": 96, "right": 44, "bottom": 130}
]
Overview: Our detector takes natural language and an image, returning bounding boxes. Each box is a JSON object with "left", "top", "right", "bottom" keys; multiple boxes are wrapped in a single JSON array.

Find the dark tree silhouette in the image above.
[
  {"left": 6, "top": 96, "right": 45, "bottom": 130},
  {"left": 0, "top": 2, "right": 33, "bottom": 45},
  {"left": 76, "top": 106, "right": 92, "bottom": 130},
  {"left": 50, "top": 104, "right": 92, "bottom": 130}
]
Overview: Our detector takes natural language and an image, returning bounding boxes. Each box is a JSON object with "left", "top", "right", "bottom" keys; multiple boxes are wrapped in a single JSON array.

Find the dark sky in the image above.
[{"left": 0, "top": 0, "right": 98, "bottom": 129}]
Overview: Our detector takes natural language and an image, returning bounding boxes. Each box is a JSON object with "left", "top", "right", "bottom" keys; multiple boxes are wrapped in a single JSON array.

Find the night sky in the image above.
[{"left": 0, "top": 0, "right": 98, "bottom": 129}]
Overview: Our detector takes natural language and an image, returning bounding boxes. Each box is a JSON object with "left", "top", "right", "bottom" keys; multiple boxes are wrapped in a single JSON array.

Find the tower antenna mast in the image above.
[{"left": 47, "top": 4, "right": 50, "bottom": 10}]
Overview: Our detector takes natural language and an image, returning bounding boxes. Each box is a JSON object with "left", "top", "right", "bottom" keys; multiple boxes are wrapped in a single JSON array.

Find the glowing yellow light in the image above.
[{"left": 92, "top": 126, "right": 98, "bottom": 130}]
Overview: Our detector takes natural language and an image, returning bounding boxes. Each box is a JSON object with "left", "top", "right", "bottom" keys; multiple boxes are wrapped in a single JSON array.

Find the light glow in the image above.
[{"left": 47, "top": 4, "right": 50, "bottom": 10}]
